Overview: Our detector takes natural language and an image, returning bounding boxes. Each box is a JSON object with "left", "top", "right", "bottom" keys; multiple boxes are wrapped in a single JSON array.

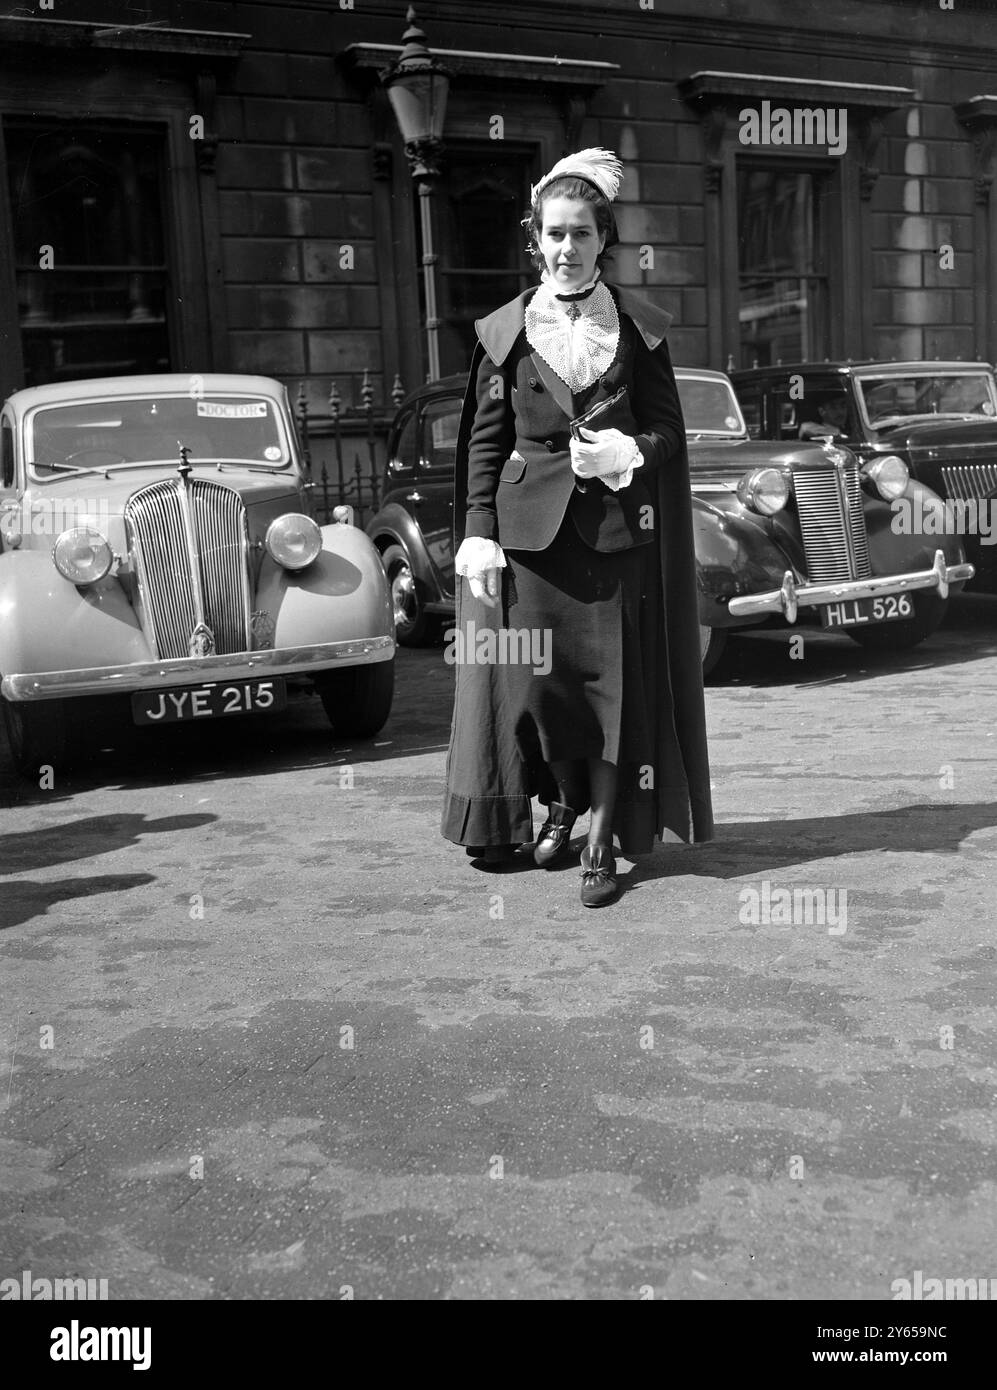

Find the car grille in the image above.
[
  {"left": 124, "top": 477, "right": 251, "bottom": 659},
  {"left": 940, "top": 463, "right": 997, "bottom": 502},
  {"left": 792, "top": 463, "right": 872, "bottom": 583}
]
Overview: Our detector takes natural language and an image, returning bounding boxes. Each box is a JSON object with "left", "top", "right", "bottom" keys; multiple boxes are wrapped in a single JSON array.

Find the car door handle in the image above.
[{"left": 406, "top": 491, "right": 424, "bottom": 503}]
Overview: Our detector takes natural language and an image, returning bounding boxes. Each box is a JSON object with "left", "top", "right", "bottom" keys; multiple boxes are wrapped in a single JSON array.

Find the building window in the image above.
[
  {"left": 4, "top": 121, "right": 172, "bottom": 386},
  {"left": 737, "top": 164, "right": 831, "bottom": 366},
  {"left": 419, "top": 147, "right": 534, "bottom": 377}
]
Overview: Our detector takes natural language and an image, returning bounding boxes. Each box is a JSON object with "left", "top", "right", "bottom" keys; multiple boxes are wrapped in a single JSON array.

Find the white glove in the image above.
[
  {"left": 569, "top": 426, "right": 643, "bottom": 491},
  {"left": 454, "top": 536, "right": 506, "bottom": 608}
]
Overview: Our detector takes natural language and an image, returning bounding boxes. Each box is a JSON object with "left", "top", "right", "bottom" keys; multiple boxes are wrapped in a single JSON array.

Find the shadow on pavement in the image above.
[
  {"left": 2, "top": 873, "right": 158, "bottom": 931},
  {"left": 623, "top": 799, "right": 997, "bottom": 890},
  {"left": 0, "top": 812, "right": 217, "bottom": 875}
]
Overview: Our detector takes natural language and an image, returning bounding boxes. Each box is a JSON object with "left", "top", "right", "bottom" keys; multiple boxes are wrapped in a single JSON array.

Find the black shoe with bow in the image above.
[
  {"left": 533, "top": 802, "right": 579, "bottom": 868},
  {"left": 580, "top": 844, "right": 619, "bottom": 906}
]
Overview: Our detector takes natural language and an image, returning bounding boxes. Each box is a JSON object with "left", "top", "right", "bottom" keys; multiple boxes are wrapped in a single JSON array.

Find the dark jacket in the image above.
[
  {"left": 459, "top": 285, "right": 683, "bottom": 552},
  {"left": 448, "top": 282, "right": 714, "bottom": 847}
]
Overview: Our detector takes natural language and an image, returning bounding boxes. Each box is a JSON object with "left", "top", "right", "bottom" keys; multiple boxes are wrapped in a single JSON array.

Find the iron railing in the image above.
[{"left": 295, "top": 368, "right": 407, "bottom": 527}]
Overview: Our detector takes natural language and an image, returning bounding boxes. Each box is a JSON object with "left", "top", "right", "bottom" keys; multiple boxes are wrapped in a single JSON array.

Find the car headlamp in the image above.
[
  {"left": 737, "top": 467, "right": 790, "bottom": 516},
  {"left": 265, "top": 513, "right": 322, "bottom": 571},
  {"left": 863, "top": 455, "right": 909, "bottom": 501},
  {"left": 52, "top": 527, "right": 113, "bottom": 585}
]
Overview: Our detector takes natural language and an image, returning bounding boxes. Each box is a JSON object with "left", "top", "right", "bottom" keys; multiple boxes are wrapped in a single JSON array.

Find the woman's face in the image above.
[{"left": 537, "top": 196, "right": 606, "bottom": 289}]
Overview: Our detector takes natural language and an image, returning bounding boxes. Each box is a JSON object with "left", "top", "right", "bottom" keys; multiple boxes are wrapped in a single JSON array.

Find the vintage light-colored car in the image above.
[{"left": 0, "top": 373, "right": 394, "bottom": 773}]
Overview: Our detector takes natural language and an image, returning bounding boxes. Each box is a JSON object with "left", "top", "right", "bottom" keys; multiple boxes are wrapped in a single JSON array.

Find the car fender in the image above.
[
  {"left": 365, "top": 501, "right": 444, "bottom": 593},
  {"left": 692, "top": 496, "right": 793, "bottom": 629},
  {"left": 254, "top": 521, "right": 394, "bottom": 651},
  {"left": 865, "top": 480, "right": 968, "bottom": 585},
  {"left": 0, "top": 549, "right": 151, "bottom": 681}
]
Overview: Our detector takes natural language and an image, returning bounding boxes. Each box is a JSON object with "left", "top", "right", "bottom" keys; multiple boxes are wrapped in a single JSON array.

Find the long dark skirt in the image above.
[{"left": 441, "top": 516, "right": 691, "bottom": 855}]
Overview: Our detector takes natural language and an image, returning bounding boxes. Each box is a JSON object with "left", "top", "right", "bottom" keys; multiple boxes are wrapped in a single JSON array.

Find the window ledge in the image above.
[
  {"left": 342, "top": 43, "right": 618, "bottom": 89},
  {"left": 680, "top": 70, "right": 914, "bottom": 114},
  {"left": 955, "top": 95, "right": 997, "bottom": 124},
  {"left": 0, "top": 16, "right": 249, "bottom": 59}
]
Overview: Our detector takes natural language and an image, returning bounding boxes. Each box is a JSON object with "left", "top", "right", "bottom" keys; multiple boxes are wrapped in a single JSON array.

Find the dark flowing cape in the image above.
[{"left": 443, "top": 284, "right": 714, "bottom": 849}]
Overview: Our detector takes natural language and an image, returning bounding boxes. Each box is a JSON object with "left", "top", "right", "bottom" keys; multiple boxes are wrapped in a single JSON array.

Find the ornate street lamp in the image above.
[{"left": 382, "top": 5, "right": 450, "bottom": 381}]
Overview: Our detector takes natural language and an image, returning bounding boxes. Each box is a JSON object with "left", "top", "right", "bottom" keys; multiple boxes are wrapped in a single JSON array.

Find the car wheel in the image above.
[
  {"left": 845, "top": 593, "right": 948, "bottom": 650},
  {"left": 1, "top": 697, "right": 69, "bottom": 777},
  {"left": 315, "top": 659, "right": 394, "bottom": 738},
  {"left": 699, "top": 623, "right": 728, "bottom": 677},
  {"left": 382, "top": 544, "right": 435, "bottom": 647}
]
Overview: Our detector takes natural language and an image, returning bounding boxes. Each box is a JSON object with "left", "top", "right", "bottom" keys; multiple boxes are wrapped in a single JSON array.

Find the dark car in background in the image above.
[
  {"left": 367, "top": 368, "right": 972, "bottom": 674},
  {"left": 365, "top": 375, "right": 461, "bottom": 645},
  {"left": 731, "top": 360, "right": 997, "bottom": 591}
]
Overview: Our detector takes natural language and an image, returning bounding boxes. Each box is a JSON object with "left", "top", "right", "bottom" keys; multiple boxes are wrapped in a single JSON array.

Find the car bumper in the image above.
[
  {"left": 727, "top": 548, "right": 974, "bottom": 623},
  {"left": 1, "top": 636, "right": 395, "bottom": 703}
]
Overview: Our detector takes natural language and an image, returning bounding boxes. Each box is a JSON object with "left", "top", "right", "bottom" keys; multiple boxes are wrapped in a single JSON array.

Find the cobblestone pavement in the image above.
[{"left": 2, "top": 597, "right": 996, "bottom": 1300}]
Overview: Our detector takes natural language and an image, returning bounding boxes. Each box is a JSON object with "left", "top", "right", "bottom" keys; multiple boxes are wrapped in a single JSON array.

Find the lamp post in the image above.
[{"left": 382, "top": 5, "right": 450, "bottom": 381}]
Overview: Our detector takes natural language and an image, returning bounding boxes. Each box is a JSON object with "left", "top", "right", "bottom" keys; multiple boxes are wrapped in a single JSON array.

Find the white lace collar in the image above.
[{"left": 525, "top": 275, "right": 620, "bottom": 395}]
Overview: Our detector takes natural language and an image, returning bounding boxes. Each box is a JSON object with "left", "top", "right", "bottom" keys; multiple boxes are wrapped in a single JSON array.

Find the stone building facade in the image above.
[{"left": 1, "top": 0, "right": 995, "bottom": 486}]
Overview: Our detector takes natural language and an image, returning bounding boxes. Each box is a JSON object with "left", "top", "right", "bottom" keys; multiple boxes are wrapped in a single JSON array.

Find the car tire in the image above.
[
  {"left": 845, "top": 592, "right": 948, "bottom": 650},
  {"left": 382, "top": 544, "right": 436, "bottom": 647},
  {"left": 315, "top": 659, "right": 394, "bottom": 738},
  {"left": 1, "top": 697, "right": 69, "bottom": 777},
  {"left": 700, "top": 623, "right": 728, "bottom": 677}
]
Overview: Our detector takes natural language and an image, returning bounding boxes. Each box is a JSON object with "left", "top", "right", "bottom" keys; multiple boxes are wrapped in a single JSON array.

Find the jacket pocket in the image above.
[{"left": 499, "top": 453, "right": 527, "bottom": 483}]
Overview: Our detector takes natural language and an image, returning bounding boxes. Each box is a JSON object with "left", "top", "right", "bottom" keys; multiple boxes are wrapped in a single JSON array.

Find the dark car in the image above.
[
  {"left": 367, "top": 368, "right": 972, "bottom": 673},
  {"left": 731, "top": 360, "right": 997, "bottom": 590},
  {"left": 366, "top": 375, "right": 461, "bottom": 645}
]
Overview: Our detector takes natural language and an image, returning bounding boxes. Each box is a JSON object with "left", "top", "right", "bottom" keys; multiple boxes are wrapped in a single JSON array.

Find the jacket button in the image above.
[
  {"left": 529, "top": 377, "right": 542, "bottom": 391},
  {"left": 601, "top": 377, "right": 611, "bottom": 389},
  {"left": 544, "top": 439, "right": 555, "bottom": 451}
]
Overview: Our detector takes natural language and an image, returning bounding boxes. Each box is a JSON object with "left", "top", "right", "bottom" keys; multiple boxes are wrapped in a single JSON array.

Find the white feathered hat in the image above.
[
  {"left": 530, "top": 147, "right": 623, "bottom": 206},
  {"left": 525, "top": 147, "right": 623, "bottom": 247}
]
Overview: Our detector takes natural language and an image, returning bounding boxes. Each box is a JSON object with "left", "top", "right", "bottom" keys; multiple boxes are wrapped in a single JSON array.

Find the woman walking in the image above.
[{"left": 441, "top": 148, "right": 713, "bottom": 905}]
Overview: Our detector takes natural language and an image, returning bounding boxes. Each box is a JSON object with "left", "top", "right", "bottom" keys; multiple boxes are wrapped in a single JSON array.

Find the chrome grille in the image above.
[
  {"left": 940, "top": 463, "right": 997, "bottom": 501},
  {"left": 793, "top": 463, "right": 872, "bottom": 584},
  {"left": 125, "top": 478, "right": 251, "bottom": 659}
]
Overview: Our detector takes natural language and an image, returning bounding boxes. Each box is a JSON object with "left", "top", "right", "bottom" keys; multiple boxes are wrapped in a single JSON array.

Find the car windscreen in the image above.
[
  {"left": 27, "top": 395, "right": 291, "bottom": 472},
  {"left": 676, "top": 377, "right": 746, "bottom": 436},
  {"left": 857, "top": 372, "right": 997, "bottom": 428}
]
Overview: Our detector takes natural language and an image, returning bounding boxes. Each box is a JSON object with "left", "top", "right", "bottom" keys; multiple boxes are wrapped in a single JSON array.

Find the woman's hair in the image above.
[{"left": 523, "top": 174, "right": 618, "bottom": 271}]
